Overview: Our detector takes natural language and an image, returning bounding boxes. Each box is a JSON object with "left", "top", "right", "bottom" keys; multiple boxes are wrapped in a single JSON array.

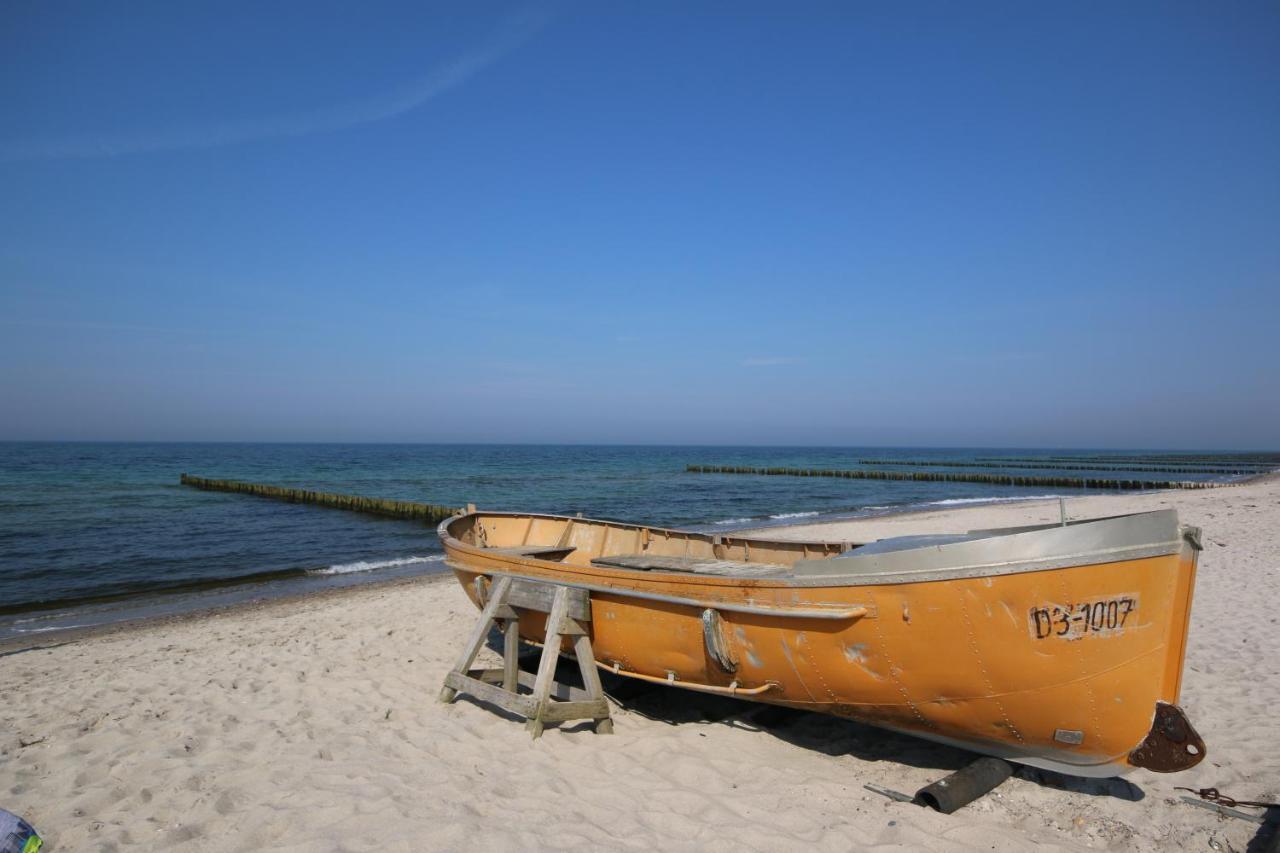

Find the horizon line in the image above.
[{"left": 1, "top": 439, "right": 1275, "bottom": 452}]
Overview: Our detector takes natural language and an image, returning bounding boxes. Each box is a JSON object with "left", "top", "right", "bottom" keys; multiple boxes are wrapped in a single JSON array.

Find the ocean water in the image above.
[{"left": 0, "top": 443, "right": 1255, "bottom": 639}]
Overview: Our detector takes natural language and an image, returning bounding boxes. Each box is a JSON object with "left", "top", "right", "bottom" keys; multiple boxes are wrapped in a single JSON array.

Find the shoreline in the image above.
[
  {"left": 0, "top": 489, "right": 1106, "bottom": 645},
  {"left": 6, "top": 475, "right": 1274, "bottom": 651},
  {"left": 4, "top": 476, "right": 1276, "bottom": 849},
  {"left": 0, "top": 569, "right": 454, "bottom": 656},
  {"left": 740, "top": 470, "right": 1280, "bottom": 543},
  {"left": 1, "top": 488, "right": 1147, "bottom": 649}
]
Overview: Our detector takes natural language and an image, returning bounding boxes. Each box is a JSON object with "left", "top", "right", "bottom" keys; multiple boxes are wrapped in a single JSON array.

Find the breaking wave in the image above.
[
  {"left": 922, "top": 495, "right": 1064, "bottom": 507},
  {"left": 309, "top": 555, "right": 445, "bottom": 576}
]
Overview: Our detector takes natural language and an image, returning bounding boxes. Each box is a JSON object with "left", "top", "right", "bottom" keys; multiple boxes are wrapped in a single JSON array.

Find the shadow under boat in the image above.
[{"left": 481, "top": 631, "right": 1145, "bottom": 804}]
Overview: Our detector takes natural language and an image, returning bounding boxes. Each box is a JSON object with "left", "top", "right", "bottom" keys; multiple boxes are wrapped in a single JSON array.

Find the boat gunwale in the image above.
[
  {"left": 444, "top": 563, "right": 874, "bottom": 620},
  {"left": 437, "top": 509, "right": 1187, "bottom": 589}
]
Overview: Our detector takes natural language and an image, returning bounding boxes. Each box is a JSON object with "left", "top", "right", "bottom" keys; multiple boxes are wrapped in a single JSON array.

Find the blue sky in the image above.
[{"left": 2, "top": 1, "right": 1277, "bottom": 447}]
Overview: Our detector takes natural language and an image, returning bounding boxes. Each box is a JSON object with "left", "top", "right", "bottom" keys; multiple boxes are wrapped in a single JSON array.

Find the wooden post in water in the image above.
[
  {"left": 683, "top": 465, "right": 1233, "bottom": 491},
  {"left": 179, "top": 474, "right": 460, "bottom": 523},
  {"left": 855, "top": 458, "right": 1263, "bottom": 475}
]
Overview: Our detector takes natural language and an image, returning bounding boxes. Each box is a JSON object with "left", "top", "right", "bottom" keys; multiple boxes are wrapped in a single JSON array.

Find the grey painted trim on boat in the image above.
[
  {"left": 791, "top": 509, "right": 1185, "bottom": 586},
  {"left": 442, "top": 561, "right": 872, "bottom": 621}
]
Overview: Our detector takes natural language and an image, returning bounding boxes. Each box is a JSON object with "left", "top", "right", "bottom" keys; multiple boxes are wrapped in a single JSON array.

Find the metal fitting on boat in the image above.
[{"left": 1129, "top": 702, "right": 1207, "bottom": 772}]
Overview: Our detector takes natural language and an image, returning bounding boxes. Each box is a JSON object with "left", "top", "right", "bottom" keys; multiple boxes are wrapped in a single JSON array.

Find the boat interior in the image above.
[
  {"left": 448, "top": 511, "right": 841, "bottom": 579},
  {"left": 443, "top": 509, "right": 1184, "bottom": 582}
]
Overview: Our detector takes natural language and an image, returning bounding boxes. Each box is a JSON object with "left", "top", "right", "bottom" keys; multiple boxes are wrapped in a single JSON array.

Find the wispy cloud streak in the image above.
[{"left": 1, "top": 9, "right": 547, "bottom": 161}]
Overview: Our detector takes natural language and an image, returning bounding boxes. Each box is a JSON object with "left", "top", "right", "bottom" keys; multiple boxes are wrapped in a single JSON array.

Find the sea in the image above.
[{"left": 0, "top": 443, "right": 1261, "bottom": 641}]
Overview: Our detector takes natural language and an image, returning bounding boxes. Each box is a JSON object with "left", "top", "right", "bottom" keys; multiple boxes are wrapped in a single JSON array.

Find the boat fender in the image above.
[{"left": 701, "top": 608, "right": 738, "bottom": 673}]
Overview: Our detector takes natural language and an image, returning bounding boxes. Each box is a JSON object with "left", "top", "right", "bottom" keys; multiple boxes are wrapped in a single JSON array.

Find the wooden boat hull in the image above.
[{"left": 439, "top": 509, "right": 1203, "bottom": 777}]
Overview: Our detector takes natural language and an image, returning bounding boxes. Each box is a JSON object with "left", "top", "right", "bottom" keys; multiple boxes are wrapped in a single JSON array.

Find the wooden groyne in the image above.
[
  {"left": 858, "top": 459, "right": 1258, "bottom": 475},
  {"left": 979, "top": 456, "right": 1279, "bottom": 468},
  {"left": 685, "top": 465, "right": 1229, "bottom": 491},
  {"left": 180, "top": 474, "right": 460, "bottom": 523}
]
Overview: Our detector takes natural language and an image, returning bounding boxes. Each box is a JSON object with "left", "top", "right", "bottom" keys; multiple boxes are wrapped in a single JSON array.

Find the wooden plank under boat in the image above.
[{"left": 438, "top": 507, "right": 1205, "bottom": 777}]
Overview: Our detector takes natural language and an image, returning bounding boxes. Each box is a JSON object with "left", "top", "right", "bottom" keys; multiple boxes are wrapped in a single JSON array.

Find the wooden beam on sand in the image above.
[{"left": 179, "top": 474, "right": 459, "bottom": 523}]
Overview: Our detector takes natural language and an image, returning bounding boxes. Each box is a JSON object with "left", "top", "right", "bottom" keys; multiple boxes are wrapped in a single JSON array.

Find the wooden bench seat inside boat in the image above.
[
  {"left": 484, "top": 544, "right": 577, "bottom": 560},
  {"left": 590, "top": 554, "right": 790, "bottom": 578}
]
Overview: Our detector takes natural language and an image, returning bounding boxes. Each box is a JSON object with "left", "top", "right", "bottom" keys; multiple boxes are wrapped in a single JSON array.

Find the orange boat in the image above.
[{"left": 439, "top": 507, "right": 1205, "bottom": 777}]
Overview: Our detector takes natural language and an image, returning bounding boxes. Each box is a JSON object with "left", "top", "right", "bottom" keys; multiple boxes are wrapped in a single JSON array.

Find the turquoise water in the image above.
[{"left": 0, "top": 443, "right": 1259, "bottom": 639}]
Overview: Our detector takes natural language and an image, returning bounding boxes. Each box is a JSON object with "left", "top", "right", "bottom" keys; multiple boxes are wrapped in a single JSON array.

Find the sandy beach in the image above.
[
  {"left": 3, "top": 478, "right": 1277, "bottom": 852},
  {"left": 6, "top": 1, "right": 1275, "bottom": 849}
]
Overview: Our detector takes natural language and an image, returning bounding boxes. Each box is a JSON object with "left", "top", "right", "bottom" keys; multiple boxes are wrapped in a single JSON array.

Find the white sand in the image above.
[{"left": 3, "top": 478, "right": 1277, "bottom": 851}]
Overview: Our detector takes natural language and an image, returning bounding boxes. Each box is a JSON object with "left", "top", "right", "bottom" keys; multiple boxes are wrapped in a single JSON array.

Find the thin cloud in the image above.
[
  {"left": 742, "top": 356, "right": 805, "bottom": 367},
  {"left": 0, "top": 9, "right": 548, "bottom": 161}
]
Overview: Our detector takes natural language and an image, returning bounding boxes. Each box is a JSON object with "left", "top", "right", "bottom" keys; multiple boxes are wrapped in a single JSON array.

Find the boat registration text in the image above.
[{"left": 1029, "top": 595, "right": 1139, "bottom": 640}]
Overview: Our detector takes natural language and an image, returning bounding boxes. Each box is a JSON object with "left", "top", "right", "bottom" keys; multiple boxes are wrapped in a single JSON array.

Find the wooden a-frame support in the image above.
[{"left": 438, "top": 575, "right": 614, "bottom": 738}]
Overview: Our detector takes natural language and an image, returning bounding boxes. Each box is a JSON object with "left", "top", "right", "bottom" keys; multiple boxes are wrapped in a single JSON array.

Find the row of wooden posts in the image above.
[
  {"left": 857, "top": 459, "right": 1260, "bottom": 475},
  {"left": 980, "top": 456, "right": 1279, "bottom": 469},
  {"left": 179, "top": 474, "right": 460, "bottom": 523},
  {"left": 684, "top": 464, "right": 1232, "bottom": 491},
  {"left": 182, "top": 456, "right": 1254, "bottom": 523}
]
